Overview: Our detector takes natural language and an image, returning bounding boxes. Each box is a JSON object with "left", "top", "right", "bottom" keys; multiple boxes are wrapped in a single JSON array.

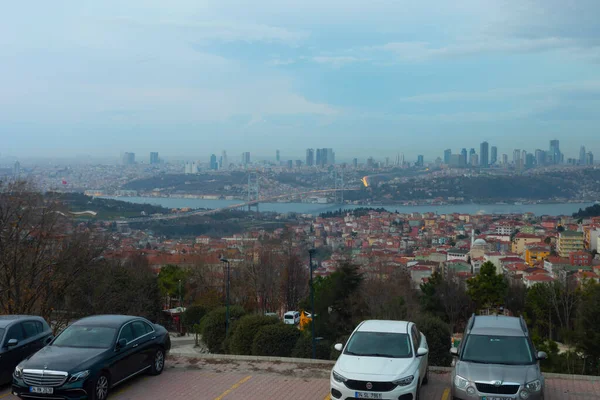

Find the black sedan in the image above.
[
  {"left": 12, "top": 315, "right": 171, "bottom": 400},
  {"left": 0, "top": 316, "right": 54, "bottom": 385}
]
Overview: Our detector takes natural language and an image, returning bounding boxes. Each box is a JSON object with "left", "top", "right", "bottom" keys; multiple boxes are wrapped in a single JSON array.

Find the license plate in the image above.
[
  {"left": 482, "top": 397, "right": 511, "bottom": 400},
  {"left": 30, "top": 387, "right": 54, "bottom": 394},
  {"left": 355, "top": 393, "right": 383, "bottom": 399}
]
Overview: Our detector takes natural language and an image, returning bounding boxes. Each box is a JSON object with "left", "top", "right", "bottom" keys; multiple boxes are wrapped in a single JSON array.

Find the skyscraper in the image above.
[
  {"left": 13, "top": 161, "right": 20, "bottom": 178},
  {"left": 221, "top": 151, "right": 228, "bottom": 170},
  {"left": 502, "top": 154, "right": 508, "bottom": 165},
  {"left": 535, "top": 149, "right": 546, "bottom": 167},
  {"left": 461, "top": 148, "right": 468, "bottom": 164},
  {"left": 326, "top": 148, "right": 335, "bottom": 165},
  {"left": 316, "top": 149, "right": 322, "bottom": 166},
  {"left": 121, "top": 152, "right": 135, "bottom": 165},
  {"left": 242, "top": 152, "right": 251, "bottom": 166},
  {"left": 306, "top": 149, "right": 314, "bottom": 166},
  {"left": 444, "top": 149, "right": 452, "bottom": 165},
  {"left": 490, "top": 146, "right": 497, "bottom": 165},
  {"left": 417, "top": 155, "right": 424, "bottom": 167},
  {"left": 525, "top": 153, "right": 535, "bottom": 169},
  {"left": 210, "top": 154, "right": 218, "bottom": 170},
  {"left": 513, "top": 149, "right": 521, "bottom": 168},
  {"left": 276, "top": 150, "right": 280, "bottom": 163},
  {"left": 469, "top": 148, "right": 476, "bottom": 164},
  {"left": 521, "top": 150, "right": 527, "bottom": 166},
  {"left": 586, "top": 152, "right": 594, "bottom": 166},
  {"left": 550, "top": 140, "right": 561, "bottom": 164},
  {"left": 352, "top": 158, "right": 358, "bottom": 168},
  {"left": 471, "top": 154, "right": 479, "bottom": 166},
  {"left": 580, "top": 146, "right": 587, "bottom": 165},
  {"left": 480, "top": 141, "right": 489, "bottom": 167},
  {"left": 150, "top": 152, "right": 159, "bottom": 164}
]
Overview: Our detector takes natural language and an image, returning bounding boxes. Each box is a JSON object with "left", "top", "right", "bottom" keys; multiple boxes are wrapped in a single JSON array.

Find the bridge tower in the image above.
[
  {"left": 247, "top": 173, "right": 260, "bottom": 213},
  {"left": 334, "top": 169, "right": 344, "bottom": 204}
]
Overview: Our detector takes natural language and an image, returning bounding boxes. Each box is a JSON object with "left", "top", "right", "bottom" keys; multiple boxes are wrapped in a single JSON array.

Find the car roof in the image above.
[
  {"left": 72, "top": 315, "right": 143, "bottom": 328},
  {"left": 0, "top": 315, "right": 41, "bottom": 328},
  {"left": 356, "top": 320, "right": 411, "bottom": 334},
  {"left": 470, "top": 315, "right": 525, "bottom": 337}
]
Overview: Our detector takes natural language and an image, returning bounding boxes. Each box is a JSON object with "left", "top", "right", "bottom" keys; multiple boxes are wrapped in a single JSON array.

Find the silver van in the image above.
[{"left": 450, "top": 314, "right": 547, "bottom": 400}]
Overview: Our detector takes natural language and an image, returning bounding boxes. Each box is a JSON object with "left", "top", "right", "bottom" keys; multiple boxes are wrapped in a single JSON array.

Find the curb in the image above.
[{"left": 169, "top": 352, "right": 600, "bottom": 381}]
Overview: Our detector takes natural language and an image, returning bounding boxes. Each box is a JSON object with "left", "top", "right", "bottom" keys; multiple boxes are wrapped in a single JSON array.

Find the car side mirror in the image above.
[
  {"left": 116, "top": 338, "right": 127, "bottom": 350},
  {"left": 44, "top": 336, "right": 54, "bottom": 345},
  {"left": 334, "top": 343, "right": 343, "bottom": 352},
  {"left": 7, "top": 339, "right": 18, "bottom": 347},
  {"left": 537, "top": 351, "right": 547, "bottom": 360},
  {"left": 417, "top": 347, "right": 428, "bottom": 357},
  {"left": 450, "top": 347, "right": 459, "bottom": 356}
]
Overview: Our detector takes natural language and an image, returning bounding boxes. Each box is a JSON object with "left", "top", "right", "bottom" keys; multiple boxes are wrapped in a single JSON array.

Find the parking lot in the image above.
[{"left": 1, "top": 356, "right": 599, "bottom": 400}]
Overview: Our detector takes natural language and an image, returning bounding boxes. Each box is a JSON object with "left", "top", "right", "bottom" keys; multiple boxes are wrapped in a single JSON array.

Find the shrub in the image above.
[
  {"left": 291, "top": 334, "right": 332, "bottom": 360},
  {"left": 201, "top": 305, "right": 246, "bottom": 353},
  {"left": 252, "top": 324, "right": 302, "bottom": 357},
  {"left": 182, "top": 305, "right": 209, "bottom": 331},
  {"left": 229, "top": 314, "right": 279, "bottom": 355},
  {"left": 416, "top": 315, "right": 452, "bottom": 367}
]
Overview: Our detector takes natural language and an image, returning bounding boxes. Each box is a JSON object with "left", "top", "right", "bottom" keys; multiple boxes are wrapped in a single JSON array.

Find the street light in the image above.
[
  {"left": 220, "top": 257, "right": 231, "bottom": 337},
  {"left": 308, "top": 248, "right": 316, "bottom": 360}
]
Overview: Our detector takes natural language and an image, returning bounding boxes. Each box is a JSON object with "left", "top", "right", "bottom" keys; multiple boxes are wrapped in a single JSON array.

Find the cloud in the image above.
[{"left": 311, "top": 56, "right": 366, "bottom": 68}]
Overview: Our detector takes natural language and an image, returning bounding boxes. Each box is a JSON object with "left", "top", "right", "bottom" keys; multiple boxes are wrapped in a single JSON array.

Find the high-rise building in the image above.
[
  {"left": 525, "top": 153, "right": 535, "bottom": 169},
  {"left": 586, "top": 152, "right": 594, "bottom": 166},
  {"left": 295, "top": 160, "right": 302, "bottom": 167},
  {"left": 326, "top": 148, "right": 335, "bottom": 165},
  {"left": 276, "top": 150, "right": 280, "bottom": 163},
  {"left": 490, "top": 146, "right": 497, "bottom": 165},
  {"left": 13, "top": 161, "right": 21, "bottom": 178},
  {"left": 316, "top": 149, "right": 322, "bottom": 166},
  {"left": 513, "top": 149, "right": 521, "bottom": 166},
  {"left": 480, "top": 141, "right": 489, "bottom": 167},
  {"left": 287, "top": 160, "right": 293, "bottom": 169},
  {"left": 121, "top": 152, "right": 135, "bottom": 165},
  {"left": 221, "top": 151, "right": 228, "bottom": 170},
  {"left": 352, "top": 158, "right": 358, "bottom": 168},
  {"left": 580, "top": 146, "right": 587, "bottom": 165},
  {"left": 535, "top": 149, "right": 545, "bottom": 167},
  {"left": 502, "top": 154, "right": 508, "bottom": 165},
  {"left": 242, "top": 152, "right": 251, "bottom": 166},
  {"left": 417, "top": 155, "right": 424, "bottom": 167},
  {"left": 461, "top": 148, "right": 468, "bottom": 163},
  {"left": 471, "top": 154, "right": 479, "bottom": 167},
  {"left": 469, "top": 148, "right": 476, "bottom": 164},
  {"left": 550, "top": 140, "right": 561, "bottom": 164},
  {"left": 210, "top": 154, "right": 218, "bottom": 170},
  {"left": 306, "top": 149, "right": 314, "bottom": 166},
  {"left": 521, "top": 150, "right": 527, "bottom": 167},
  {"left": 150, "top": 152, "right": 159, "bottom": 164},
  {"left": 366, "top": 157, "right": 374, "bottom": 168},
  {"left": 444, "top": 149, "right": 452, "bottom": 165},
  {"left": 450, "top": 154, "right": 466, "bottom": 167}
]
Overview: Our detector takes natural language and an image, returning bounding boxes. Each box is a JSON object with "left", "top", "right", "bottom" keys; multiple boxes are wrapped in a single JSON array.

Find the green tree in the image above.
[
  {"left": 416, "top": 315, "right": 452, "bottom": 367},
  {"left": 466, "top": 262, "right": 507, "bottom": 310},
  {"left": 201, "top": 305, "right": 246, "bottom": 353},
  {"left": 157, "top": 264, "right": 188, "bottom": 300},
  {"left": 575, "top": 281, "right": 600, "bottom": 375},
  {"left": 419, "top": 272, "right": 445, "bottom": 318}
]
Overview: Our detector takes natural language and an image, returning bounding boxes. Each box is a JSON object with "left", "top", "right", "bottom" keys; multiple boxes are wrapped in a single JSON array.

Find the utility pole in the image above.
[{"left": 309, "top": 248, "right": 316, "bottom": 359}]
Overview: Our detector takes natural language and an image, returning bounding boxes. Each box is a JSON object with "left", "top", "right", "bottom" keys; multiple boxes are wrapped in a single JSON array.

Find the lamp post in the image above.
[
  {"left": 308, "top": 248, "right": 316, "bottom": 359},
  {"left": 220, "top": 257, "right": 231, "bottom": 337}
]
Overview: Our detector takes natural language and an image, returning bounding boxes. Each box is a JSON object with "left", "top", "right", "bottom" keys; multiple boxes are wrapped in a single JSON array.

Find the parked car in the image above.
[
  {"left": 0, "top": 316, "right": 53, "bottom": 385},
  {"left": 12, "top": 315, "right": 171, "bottom": 400},
  {"left": 330, "top": 320, "right": 429, "bottom": 400},
  {"left": 450, "top": 314, "right": 547, "bottom": 400}
]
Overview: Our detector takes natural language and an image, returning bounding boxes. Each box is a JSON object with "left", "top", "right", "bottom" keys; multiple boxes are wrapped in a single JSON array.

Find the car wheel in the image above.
[
  {"left": 91, "top": 373, "right": 110, "bottom": 400},
  {"left": 422, "top": 368, "right": 429, "bottom": 385},
  {"left": 149, "top": 348, "right": 165, "bottom": 375}
]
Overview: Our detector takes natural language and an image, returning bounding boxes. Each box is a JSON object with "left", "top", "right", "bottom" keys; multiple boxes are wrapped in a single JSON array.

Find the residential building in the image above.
[
  {"left": 490, "top": 146, "right": 497, "bottom": 165},
  {"left": 523, "top": 274, "right": 554, "bottom": 288},
  {"left": 511, "top": 233, "right": 543, "bottom": 255},
  {"left": 535, "top": 149, "right": 546, "bottom": 166},
  {"left": 242, "top": 152, "right": 251, "bottom": 166},
  {"left": 557, "top": 231, "right": 584, "bottom": 258},
  {"left": 221, "top": 151, "right": 228, "bottom": 170},
  {"left": 417, "top": 155, "right": 424, "bottom": 166},
  {"left": 525, "top": 246, "right": 551, "bottom": 266},
  {"left": 150, "top": 152, "right": 159, "bottom": 164},
  {"left": 513, "top": 149, "right": 521, "bottom": 168},
  {"left": 471, "top": 153, "right": 479, "bottom": 167},
  {"left": 461, "top": 148, "right": 468, "bottom": 164},
  {"left": 306, "top": 149, "right": 314, "bottom": 166},
  {"left": 569, "top": 250, "right": 592, "bottom": 266},
  {"left": 447, "top": 248, "right": 469, "bottom": 262},
  {"left": 444, "top": 149, "right": 452, "bottom": 165},
  {"left": 496, "top": 225, "right": 514, "bottom": 235},
  {"left": 121, "top": 152, "right": 135, "bottom": 165},
  {"left": 502, "top": 154, "right": 508, "bottom": 165},
  {"left": 584, "top": 227, "right": 600, "bottom": 251},
  {"left": 450, "top": 154, "right": 466, "bottom": 167},
  {"left": 469, "top": 148, "right": 476, "bottom": 164},
  {"left": 586, "top": 152, "right": 594, "bottom": 166}
]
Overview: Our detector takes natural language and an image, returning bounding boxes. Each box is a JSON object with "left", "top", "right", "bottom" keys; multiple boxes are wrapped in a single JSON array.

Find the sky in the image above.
[{"left": 2, "top": 0, "right": 600, "bottom": 162}]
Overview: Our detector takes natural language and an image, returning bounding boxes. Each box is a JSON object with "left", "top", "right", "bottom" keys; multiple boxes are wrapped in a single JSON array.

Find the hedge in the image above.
[
  {"left": 228, "top": 314, "right": 280, "bottom": 355},
  {"left": 182, "top": 305, "right": 209, "bottom": 331},
  {"left": 416, "top": 314, "right": 452, "bottom": 367},
  {"left": 252, "top": 324, "right": 302, "bottom": 357},
  {"left": 291, "top": 334, "right": 332, "bottom": 360},
  {"left": 201, "top": 306, "right": 246, "bottom": 353}
]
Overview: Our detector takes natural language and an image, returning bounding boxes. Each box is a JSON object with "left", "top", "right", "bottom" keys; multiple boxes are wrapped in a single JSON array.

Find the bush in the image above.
[
  {"left": 291, "top": 334, "right": 332, "bottom": 360},
  {"left": 201, "top": 306, "right": 246, "bottom": 353},
  {"left": 182, "top": 305, "right": 209, "bottom": 331},
  {"left": 229, "top": 315, "right": 279, "bottom": 355},
  {"left": 416, "top": 315, "right": 452, "bottom": 367},
  {"left": 252, "top": 324, "right": 302, "bottom": 357}
]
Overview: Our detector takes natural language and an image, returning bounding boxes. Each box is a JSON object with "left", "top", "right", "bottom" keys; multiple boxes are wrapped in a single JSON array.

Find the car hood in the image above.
[
  {"left": 335, "top": 355, "right": 414, "bottom": 381},
  {"left": 455, "top": 361, "right": 540, "bottom": 384},
  {"left": 21, "top": 346, "right": 107, "bottom": 372}
]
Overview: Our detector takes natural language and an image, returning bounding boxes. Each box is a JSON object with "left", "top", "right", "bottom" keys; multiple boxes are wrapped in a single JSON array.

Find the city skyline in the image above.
[{"left": 2, "top": 1, "right": 600, "bottom": 159}]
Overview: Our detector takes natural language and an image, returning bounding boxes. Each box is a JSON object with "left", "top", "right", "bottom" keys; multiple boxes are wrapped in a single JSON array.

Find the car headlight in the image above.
[
  {"left": 393, "top": 375, "right": 414, "bottom": 386},
  {"left": 454, "top": 375, "right": 469, "bottom": 390},
  {"left": 68, "top": 370, "right": 90, "bottom": 382},
  {"left": 525, "top": 379, "right": 542, "bottom": 392},
  {"left": 14, "top": 365, "right": 23, "bottom": 379},
  {"left": 332, "top": 370, "right": 348, "bottom": 383},
  {"left": 519, "top": 389, "right": 530, "bottom": 399}
]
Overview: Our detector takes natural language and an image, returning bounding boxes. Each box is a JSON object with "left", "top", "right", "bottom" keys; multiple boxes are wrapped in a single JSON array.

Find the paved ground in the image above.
[{"left": 1, "top": 356, "right": 599, "bottom": 400}]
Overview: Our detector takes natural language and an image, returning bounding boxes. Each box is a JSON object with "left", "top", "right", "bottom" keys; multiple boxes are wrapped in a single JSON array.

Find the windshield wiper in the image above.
[
  {"left": 360, "top": 353, "right": 395, "bottom": 358},
  {"left": 462, "top": 359, "right": 492, "bottom": 364}
]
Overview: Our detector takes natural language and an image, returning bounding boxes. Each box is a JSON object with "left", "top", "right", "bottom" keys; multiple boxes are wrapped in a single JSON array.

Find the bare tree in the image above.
[{"left": 547, "top": 278, "right": 579, "bottom": 338}]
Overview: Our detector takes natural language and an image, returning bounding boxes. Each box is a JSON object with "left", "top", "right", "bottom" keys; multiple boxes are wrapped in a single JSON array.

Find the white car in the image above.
[{"left": 330, "top": 320, "right": 429, "bottom": 400}]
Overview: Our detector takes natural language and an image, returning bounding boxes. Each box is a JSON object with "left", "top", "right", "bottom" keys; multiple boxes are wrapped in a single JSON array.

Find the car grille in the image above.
[
  {"left": 475, "top": 382, "right": 520, "bottom": 395},
  {"left": 23, "top": 370, "right": 68, "bottom": 387},
  {"left": 344, "top": 379, "right": 397, "bottom": 392}
]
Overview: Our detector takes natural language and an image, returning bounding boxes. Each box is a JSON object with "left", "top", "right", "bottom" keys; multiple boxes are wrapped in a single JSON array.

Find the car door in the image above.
[
  {"left": 411, "top": 325, "right": 427, "bottom": 381},
  {"left": 110, "top": 323, "right": 139, "bottom": 385},
  {"left": 130, "top": 321, "right": 156, "bottom": 370},
  {"left": 21, "top": 320, "right": 44, "bottom": 356},
  {"left": 0, "top": 323, "right": 26, "bottom": 384}
]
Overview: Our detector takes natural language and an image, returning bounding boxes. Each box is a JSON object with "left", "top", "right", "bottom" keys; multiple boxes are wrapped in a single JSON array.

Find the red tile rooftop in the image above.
[{"left": 525, "top": 274, "right": 555, "bottom": 282}]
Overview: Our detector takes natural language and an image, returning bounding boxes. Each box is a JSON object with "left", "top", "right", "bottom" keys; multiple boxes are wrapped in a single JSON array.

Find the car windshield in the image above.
[
  {"left": 52, "top": 325, "right": 116, "bottom": 349},
  {"left": 461, "top": 334, "right": 534, "bottom": 365},
  {"left": 344, "top": 331, "right": 412, "bottom": 358}
]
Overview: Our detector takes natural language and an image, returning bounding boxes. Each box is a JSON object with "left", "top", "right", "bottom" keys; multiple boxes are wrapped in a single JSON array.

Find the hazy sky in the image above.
[{"left": 2, "top": 0, "right": 600, "bottom": 161}]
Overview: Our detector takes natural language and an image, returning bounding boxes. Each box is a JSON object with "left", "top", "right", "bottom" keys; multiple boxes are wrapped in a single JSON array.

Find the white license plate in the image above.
[
  {"left": 482, "top": 397, "right": 512, "bottom": 400},
  {"left": 30, "top": 387, "right": 54, "bottom": 394},
  {"left": 355, "top": 392, "right": 383, "bottom": 399}
]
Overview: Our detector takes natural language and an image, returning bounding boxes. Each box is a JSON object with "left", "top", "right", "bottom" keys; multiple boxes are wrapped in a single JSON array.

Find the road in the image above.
[{"left": 1, "top": 358, "right": 598, "bottom": 400}]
